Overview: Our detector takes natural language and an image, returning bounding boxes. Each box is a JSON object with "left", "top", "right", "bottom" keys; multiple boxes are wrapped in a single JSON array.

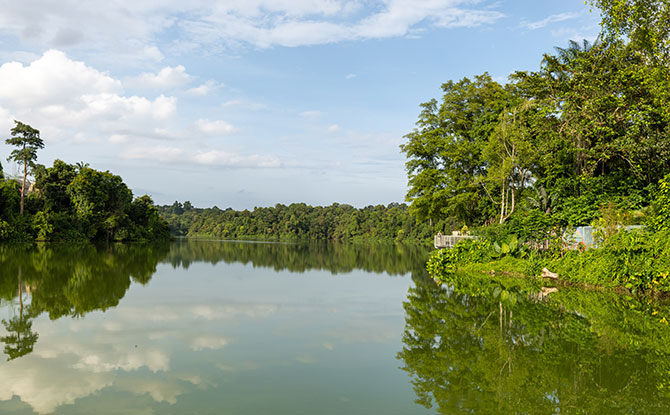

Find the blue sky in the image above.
[{"left": 0, "top": 0, "right": 601, "bottom": 209}]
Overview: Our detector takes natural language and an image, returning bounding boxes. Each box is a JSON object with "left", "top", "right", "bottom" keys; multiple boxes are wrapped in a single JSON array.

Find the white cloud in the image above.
[
  {"left": 522, "top": 12, "right": 580, "bottom": 30},
  {"left": 185, "top": 80, "right": 222, "bottom": 96},
  {"left": 115, "top": 377, "right": 185, "bottom": 405},
  {"left": 221, "top": 100, "right": 266, "bottom": 110},
  {"left": 0, "top": 1, "right": 504, "bottom": 55},
  {"left": 121, "top": 145, "right": 281, "bottom": 168},
  {"left": 345, "top": 73, "right": 357, "bottom": 79},
  {"left": 142, "top": 45, "right": 165, "bottom": 62},
  {"left": 0, "top": 49, "right": 120, "bottom": 108},
  {"left": 195, "top": 118, "right": 237, "bottom": 135},
  {"left": 136, "top": 65, "right": 193, "bottom": 89},
  {"left": 327, "top": 124, "right": 339, "bottom": 132},
  {"left": 0, "top": 357, "right": 114, "bottom": 414},
  {"left": 182, "top": 0, "right": 504, "bottom": 48},
  {"left": 192, "top": 150, "right": 281, "bottom": 168},
  {"left": 0, "top": 334, "right": 170, "bottom": 414},
  {"left": 0, "top": 50, "right": 177, "bottom": 144},
  {"left": 189, "top": 335, "right": 229, "bottom": 351}
]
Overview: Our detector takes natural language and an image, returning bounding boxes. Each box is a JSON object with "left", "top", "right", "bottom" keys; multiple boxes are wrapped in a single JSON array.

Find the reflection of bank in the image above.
[
  {"left": 1, "top": 266, "right": 38, "bottom": 361},
  {"left": 0, "top": 242, "right": 171, "bottom": 362},
  {"left": 398, "top": 277, "right": 670, "bottom": 414}
]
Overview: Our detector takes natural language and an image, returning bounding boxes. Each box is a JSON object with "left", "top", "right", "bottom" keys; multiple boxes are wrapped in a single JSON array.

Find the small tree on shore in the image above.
[{"left": 5, "top": 121, "right": 44, "bottom": 215}]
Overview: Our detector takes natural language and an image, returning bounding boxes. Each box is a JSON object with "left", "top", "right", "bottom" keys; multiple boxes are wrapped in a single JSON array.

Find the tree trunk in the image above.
[
  {"left": 499, "top": 180, "right": 506, "bottom": 224},
  {"left": 20, "top": 161, "right": 26, "bottom": 216}
]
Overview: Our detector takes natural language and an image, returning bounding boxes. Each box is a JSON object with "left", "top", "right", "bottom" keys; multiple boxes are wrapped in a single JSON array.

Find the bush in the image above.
[{"left": 650, "top": 173, "right": 670, "bottom": 231}]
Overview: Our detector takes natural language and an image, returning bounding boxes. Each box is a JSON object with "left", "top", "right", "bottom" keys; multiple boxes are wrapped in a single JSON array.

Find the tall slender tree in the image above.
[{"left": 5, "top": 121, "right": 44, "bottom": 215}]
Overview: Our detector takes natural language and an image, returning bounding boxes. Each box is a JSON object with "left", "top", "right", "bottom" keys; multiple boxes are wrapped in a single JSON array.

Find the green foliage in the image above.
[
  {"left": 506, "top": 209, "right": 557, "bottom": 243},
  {"left": 590, "top": 0, "right": 670, "bottom": 60},
  {"left": 5, "top": 120, "right": 44, "bottom": 215},
  {"left": 549, "top": 229, "right": 670, "bottom": 292},
  {"left": 128, "top": 195, "right": 171, "bottom": 240},
  {"left": 0, "top": 180, "right": 20, "bottom": 220},
  {"left": 0, "top": 120, "right": 169, "bottom": 242},
  {"left": 435, "top": 226, "right": 670, "bottom": 294},
  {"left": 492, "top": 234, "right": 525, "bottom": 258},
  {"left": 67, "top": 167, "right": 133, "bottom": 240},
  {"left": 1, "top": 315, "right": 38, "bottom": 361},
  {"left": 158, "top": 202, "right": 433, "bottom": 243},
  {"left": 403, "top": 24, "right": 670, "bottom": 231},
  {"left": 5, "top": 121, "right": 43, "bottom": 168},
  {"left": 427, "top": 239, "right": 494, "bottom": 279},
  {"left": 0, "top": 158, "right": 170, "bottom": 242},
  {"left": 34, "top": 159, "right": 77, "bottom": 213},
  {"left": 400, "top": 74, "right": 512, "bottom": 225},
  {"left": 651, "top": 173, "right": 670, "bottom": 231},
  {"left": 399, "top": 275, "right": 670, "bottom": 414}
]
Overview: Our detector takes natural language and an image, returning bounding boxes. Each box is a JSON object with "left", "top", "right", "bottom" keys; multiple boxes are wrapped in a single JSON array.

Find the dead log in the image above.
[{"left": 541, "top": 267, "right": 559, "bottom": 280}]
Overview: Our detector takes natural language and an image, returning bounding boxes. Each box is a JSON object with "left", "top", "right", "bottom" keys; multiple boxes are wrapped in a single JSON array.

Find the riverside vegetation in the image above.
[
  {"left": 3, "top": 1, "right": 670, "bottom": 297},
  {"left": 159, "top": 201, "right": 433, "bottom": 243},
  {"left": 1, "top": 121, "right": 170, "bottom": 242},
  {"left": 410, "top": 1, "right": 670, "bottom": 294}
]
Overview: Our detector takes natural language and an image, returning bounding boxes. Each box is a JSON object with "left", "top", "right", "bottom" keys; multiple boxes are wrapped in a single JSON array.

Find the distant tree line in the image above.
[
  {"left": 1, "top": 121, "right": 170, "bottom": 242},
  {"left": 158, "top": 201, "right": 434, "bottom": 243}
]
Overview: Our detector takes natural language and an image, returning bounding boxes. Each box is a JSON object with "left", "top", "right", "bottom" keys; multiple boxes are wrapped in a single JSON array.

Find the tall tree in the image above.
[
  {"left": 401, "top": 73, "right": 512, "bottom": 225},
  {"left": 5, "top": 121, "right": 44, "bottom": 215},
  {"left": 483, "top": 103, "right": 536, "bottom": 223}
]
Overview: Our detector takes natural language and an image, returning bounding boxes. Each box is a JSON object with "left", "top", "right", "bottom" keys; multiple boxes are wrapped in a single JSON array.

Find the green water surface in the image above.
[{"left": 0, "top": 240, "right": 669, "bottom": 414}]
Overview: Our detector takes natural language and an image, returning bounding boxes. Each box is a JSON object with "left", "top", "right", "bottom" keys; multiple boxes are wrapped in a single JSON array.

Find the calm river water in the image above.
[{"left": 0, "top": 240, "right": 669, "bottom": 414}]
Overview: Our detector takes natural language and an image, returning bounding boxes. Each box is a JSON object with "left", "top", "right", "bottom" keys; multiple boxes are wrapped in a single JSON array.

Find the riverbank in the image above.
[{"left": 428, "top": 228, "right": 670, "bottom": 295}]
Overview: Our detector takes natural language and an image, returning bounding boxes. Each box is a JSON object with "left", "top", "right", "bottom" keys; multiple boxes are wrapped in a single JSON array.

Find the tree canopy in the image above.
[{"left": 402, "top": 27, "right": 670, "bottom": 229}]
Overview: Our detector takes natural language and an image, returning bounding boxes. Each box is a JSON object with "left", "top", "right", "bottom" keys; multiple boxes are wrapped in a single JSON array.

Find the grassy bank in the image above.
[{"left": 428, "top": 229, "right": 670, "bottom": 294}]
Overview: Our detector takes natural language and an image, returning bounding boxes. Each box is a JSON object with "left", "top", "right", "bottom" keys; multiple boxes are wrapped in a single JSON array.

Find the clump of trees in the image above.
[
  {"left": 1, "top": 121, "right": 170, "bottom": 242},
  {"left": 159, "top": 201, "right": 434, "bottom": 243},
  {"left": 402, "top": 0, "right": 670, "bottom": 235}
]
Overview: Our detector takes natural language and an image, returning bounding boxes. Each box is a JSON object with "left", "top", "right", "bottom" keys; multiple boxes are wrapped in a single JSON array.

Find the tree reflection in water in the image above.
[
  {"left": 398, "top": 273, "right": 670, "bottom": 414},
  {"left": 1, "top": 266, "right": 38, "bottom": 360},
  {"left": 0, "top": 242, "right": 171, "bottom": 359},
  {"left": 0, "top": 240, "right": 429, "bottom": 361}
]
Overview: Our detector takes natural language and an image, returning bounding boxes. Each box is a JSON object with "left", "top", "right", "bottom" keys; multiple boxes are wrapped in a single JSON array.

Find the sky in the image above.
[{"left": 0, "top": 0, "right": 601, "bottom": 209}]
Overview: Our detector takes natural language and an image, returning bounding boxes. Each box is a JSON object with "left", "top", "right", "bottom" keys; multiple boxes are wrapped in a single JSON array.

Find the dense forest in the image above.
[
  {"left": 418, "top": 1, "right": 670, "bottom": 292},
  {"left": 402, "top": 0, "right": 670, "bottom": 235},
  {"left": 158, "top": 201, "right": 434, "bottom": 243},
  {"left": 1, "top": 122, "right": 170, "bottom": 242}
]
